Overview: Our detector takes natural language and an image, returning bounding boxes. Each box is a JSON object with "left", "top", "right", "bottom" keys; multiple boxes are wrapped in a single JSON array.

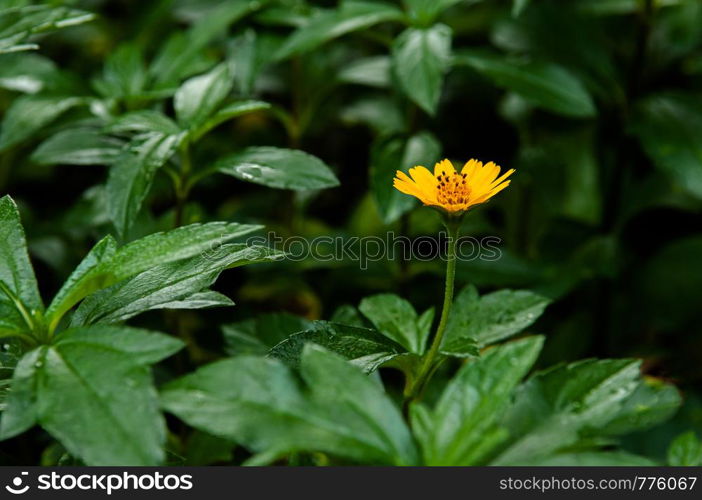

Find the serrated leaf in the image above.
[
  {"left": 46, "top": 235, "right": 117, "bottom": 328},
  {"left": 215, "top": 146, "right": 339, "bottom": 190},
  {"left": 391, "top": 24, "right": 452, "bottom": 115},
  {"left": 155, "top": 290, "right": 233, "bottom": 311},
  {"left": 299, "top": 345, "right": 418, "bottom": 464},
  {"left": 0, "top": 4, "right": 94, "bottom": 55},
  {"left": 174, "top": 63, "right": 233, "bottom": 128},
  {"left": 454, "top": 50, "right": 596, "bottom": 118},
  {"left": 411, "top": 336, "right": 544, "bottom": 465},
  {"left": 46, "top": 222, "right": 261, "bottom": 331},
  {"left": 107, "top": 132, "right": 185, "bottom": 236},
  {"left": 359, "top": 294, "right": 433, "bottom": 354},
  {"left": 442, "top": 285, "right": 550, "bottom": 354},
  {"left": 493, "top": 358, "right": 678, "bottom": 464},
  {"left": 223, "top": 312, "right": 313, "bottom": 356},
  {"left": 268, "top": 321, "right": 406, "bottom": 373},
  {"left": 599, "top": 378, "right": 681, "bottom": 435},
  {"left": 32, "top": 128, "right": 123, "bottom": 166},
  {"left": 161, "top": 345, "right": 418, "bottom": 465},
  {"left": 276, "top": 1, "right": 405, "bottom": 60},
  {"left": 1, "top": 326, "right": 182, "bottom": 465},
  {"left": 72, "top": 244, "right": 282, "bottom": 326}
]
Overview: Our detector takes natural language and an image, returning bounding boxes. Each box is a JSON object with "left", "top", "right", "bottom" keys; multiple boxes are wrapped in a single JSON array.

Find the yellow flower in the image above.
[{"left": 393, "top": 158, "right": 514, "bottom": 215}]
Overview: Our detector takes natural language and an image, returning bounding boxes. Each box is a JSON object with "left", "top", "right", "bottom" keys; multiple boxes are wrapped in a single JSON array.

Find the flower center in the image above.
[{"left": 436, "top": 171, "right": 471, "bottom": 206}]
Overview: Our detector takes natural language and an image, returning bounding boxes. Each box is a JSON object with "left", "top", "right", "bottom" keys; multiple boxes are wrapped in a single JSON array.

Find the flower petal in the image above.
[
  {"left": 461, "top": 158, "right": 482, "bottom": 177},
  {"left": 408, "top": 166, "right": 439, "bottom": 198},
  {"left": 487, "top": 168, "right": 516, "bottom": 190},
  {"left": 433, "top": 159, "right": 455, "bottom": 177}
]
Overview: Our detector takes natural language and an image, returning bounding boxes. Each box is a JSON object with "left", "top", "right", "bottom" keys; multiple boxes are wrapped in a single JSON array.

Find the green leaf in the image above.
[
  {"left": 269, "top": 321, "right": 406, "bottom": 373},
  {"left": 0, "top": 346, "right": 44, "bottom": 438},
  {"left": 161, "top": 356, "right": 312, "bottom": 460},
  {"left": 215, "top": 146, "right": 339, "bottom": 190},
  {"left": 629, "top": 94, "right": 702, "bottom": 199},
  {"left": 150, "top": 0, "right": 266, "bottom": 86},
  {"left": 1, "top": 326, "right": 183, "bottom": 465},
  {"left": 370, "top": 131, "right": 441, "bottom": 223},
  {"left": 493, "top": 358, "right": 678, "bottom": 465},
  {"left": 330, "top": 304, "right": 368, "bottom": 327},
  {"left": 667, "top": 431, "right": 702, "bottom": 466},
  {"left": 391, "top": 24, "right": 452, "bottom": 115},
  {"left": 92, "top": 43, "right": 146, "bottom": 99},
  {"left": 0, "top": 94, "right": 86, "bottom": 151},
  {"left": 454, "top": 50, "right": 596, "bottom": 118},
  {"left": 276, "top": 1, "right": 405, "bottom": 60},
  {"left": 72, "top": 244, "right": 282, "bottom": 326},
  {"left": 223, "top": 312, "right": 313, "bottom": 356},
  {"left": 338, "top": 56, "right": 391, "bottom": 88},
  {"left": 46, "top": 222, "right": 262, "bottom": 331},
  {"left": 359, "top": 294, "right": 433, "bottom": 354},
  {"left": 161, "top": 345, "right": 418, "bottom": 465},
  {"left": 0, "top": 52, "right": 60, "bottom": 93},
  {"left": 154, "top": 290, "right": 233, "bottom": 311},
  {"left": 45, "top": 234, "right": 117, "bottom": 329},
  {"left": 0, "top": 196, "right": 43, "bottom": 324},
  {"left": 442, "top": 285, "right": 550, "bottom": 354},
  {"left": 106, "top": 110, "right": 181, "bottom": 136},
  {"left": 0, "top": 4, "right": 94, "bottom": 55},
  {"left": 190, "top": 100, "right": 270, "bottom": 142},
  {"left": 411, "top": 336, "right": 544, "bottom": 465},
  {"left": 299, "top": 345, "right": 419, "bottom": 465},
  {"left": 32, "top": 128, "right": 123, "bottom": 166},
  {"left": 107, "top": 132, "right": 185, "bottom": 236},
  {"left": 599, "top": 378, "right": 681, "bottom": 435},
  {"left": 402, "top": 0, "right": 467, "bottom": 26},
  {"left": 174, "top": 63, "right": 233, "bottom": 129}
]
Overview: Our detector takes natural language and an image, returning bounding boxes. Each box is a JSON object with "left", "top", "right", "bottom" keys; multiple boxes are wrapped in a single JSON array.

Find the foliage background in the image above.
[{"left": 0, "top": 0, "right": 701, "bottom": 465}]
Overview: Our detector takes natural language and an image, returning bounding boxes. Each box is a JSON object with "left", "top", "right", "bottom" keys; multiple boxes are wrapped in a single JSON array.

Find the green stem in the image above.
[{"left": 405, "top": 217, "right": 460, "bottom": 402}]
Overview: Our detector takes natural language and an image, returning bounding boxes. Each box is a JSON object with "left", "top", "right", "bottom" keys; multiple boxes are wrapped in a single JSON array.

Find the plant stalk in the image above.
[{"left": 405, "top": 217, "right": 460, "bottom": 402}]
